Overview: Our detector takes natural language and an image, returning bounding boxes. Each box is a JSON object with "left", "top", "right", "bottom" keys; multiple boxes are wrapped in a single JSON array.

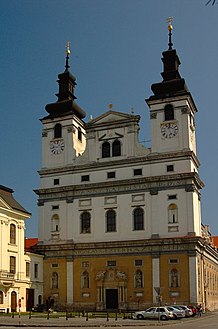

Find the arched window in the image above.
[
  {"left": 168, "top": 204, "right": 178, "bottom": 223},
  {"left": 78, "top": 127, "right": 82, "bottom": 141},
  {"left": 134, "top": 269, "right": 143, "bottom": 288},
  {"left": 54, "top": 123, "right": 62, "bottom": 138},
  {"left": 112, "top": 140, "right": 121, "bottom": 157},
  {"left": 170, "top": 269, "right": 179, "bottom": 287},
  {"left": 102, "top": 141, "right": 110, "bottom": 158},
  {"left": 81, "top": 271, "right": 90, "bottom": 288},
  {"left": 164, "top": 104, "right": 174, "bottom": 121},
  {"left": 81, "top": 212, "right": 91, "bottom": 234},
  {"left": 10, "top": 224, "right": 16, "bottom": 244},
  {"left": 0, "top": 291, "right": 3, "bottom": 304},
  {"left": 51, "top": 214, "right": 60, "bottom": 232},
  {"left": 133, "top": 207, "right": 144, "bottom": 231},
  {"left": 51, "top": 272, "right": 58, "bottom": 289},
  {"left": 106, "top": 210, "right": 116, "bottom": 232}
]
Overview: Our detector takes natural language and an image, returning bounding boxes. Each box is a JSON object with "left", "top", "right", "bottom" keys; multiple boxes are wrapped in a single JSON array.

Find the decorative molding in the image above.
[{"left": 150, "top": 113, "right": 157, "bottom": 119}]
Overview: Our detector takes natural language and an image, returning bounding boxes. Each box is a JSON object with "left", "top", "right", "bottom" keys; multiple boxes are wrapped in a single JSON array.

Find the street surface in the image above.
[{"left": 0, "top": 312, "right": 218, "bottom": 328}]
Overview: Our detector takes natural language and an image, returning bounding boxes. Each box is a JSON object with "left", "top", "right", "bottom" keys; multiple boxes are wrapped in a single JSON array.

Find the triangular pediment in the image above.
[
  {"left": 90, "top": 110, "right": 137, "bottom": 125},
  {"left": 0, "top": 197, "right": 11, "bottom": 210}
]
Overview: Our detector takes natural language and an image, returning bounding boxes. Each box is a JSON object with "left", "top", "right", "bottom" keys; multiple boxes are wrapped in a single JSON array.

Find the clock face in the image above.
[
  {"left": 161, "top": 123, "right": 178, "bottom": 138},
  {"left": 50, "top": 139, "right": 65, "bottom": 154}
]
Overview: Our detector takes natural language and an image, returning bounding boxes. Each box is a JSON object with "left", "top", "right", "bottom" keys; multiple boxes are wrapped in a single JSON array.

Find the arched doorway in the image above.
[{"left": 11, "top": 291, "right": 17, "bottom": 312}]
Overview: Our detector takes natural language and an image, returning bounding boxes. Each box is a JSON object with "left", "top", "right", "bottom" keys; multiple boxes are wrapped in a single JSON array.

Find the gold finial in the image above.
[
  {"left": 66, "top": 41, "right": 71, "bottom": 56},
  {"left": 108, "top": 103, "right": 113, "bottom": 110},
  {"left": 166, "top": 17, "right": 173, "bottom": 50},
  {"left": 166, "top": 17, "right": 173, "bottom": 32}
]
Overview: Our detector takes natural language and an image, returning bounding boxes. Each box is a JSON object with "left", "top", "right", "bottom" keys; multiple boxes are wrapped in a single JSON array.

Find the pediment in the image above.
[
  {"left": 0, "top": 197, "right": 11, "bottom": 210},
  {"left": 90, "top": 110, "right": 138, "bottom": 125}
]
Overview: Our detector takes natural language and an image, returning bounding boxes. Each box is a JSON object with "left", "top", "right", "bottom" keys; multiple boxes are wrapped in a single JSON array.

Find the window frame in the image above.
[{"left": 133, "top": 207, "right": 144, "bottom": 231}]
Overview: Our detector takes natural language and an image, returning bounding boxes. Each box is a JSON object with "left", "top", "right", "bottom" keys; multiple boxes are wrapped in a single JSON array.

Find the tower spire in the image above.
[
  {"left": 166, "top": 17, "right": 173, "bottom": 50},
  {"left": 65, "top": 41, "right": 71, "bottom": 72}
]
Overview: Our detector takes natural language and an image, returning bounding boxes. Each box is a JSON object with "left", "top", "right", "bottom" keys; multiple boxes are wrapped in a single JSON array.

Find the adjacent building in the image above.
[
  {"left": 0, "top": 185, "right": 43, "bottom": 312},
  {"left": 34, "top": 31, "right": 218, "bottom": 311}
]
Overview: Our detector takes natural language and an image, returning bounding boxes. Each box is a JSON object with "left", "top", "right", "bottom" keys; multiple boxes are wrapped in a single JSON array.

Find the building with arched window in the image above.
[
  {"left": 0, "top": 185, "right": 43, "bottom": 312},
  {"left": 34, "top": 31, "right": 218, "bottom": 312}
]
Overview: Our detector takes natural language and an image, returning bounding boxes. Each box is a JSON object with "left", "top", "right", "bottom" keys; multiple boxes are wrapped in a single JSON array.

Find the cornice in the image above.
[
  {"left": 34, "top": 172, "right": 204, "bottom": 203},
  {"left": 38, "top": 150, "right": 200, "bottom": 176},
  {"left": 35, "top": 236, "right": 215, "bottom": 259}
]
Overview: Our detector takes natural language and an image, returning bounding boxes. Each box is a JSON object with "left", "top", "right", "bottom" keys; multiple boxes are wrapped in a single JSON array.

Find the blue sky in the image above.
[{"left": 0, "top": 0, "right": 217, "bottom": 237}]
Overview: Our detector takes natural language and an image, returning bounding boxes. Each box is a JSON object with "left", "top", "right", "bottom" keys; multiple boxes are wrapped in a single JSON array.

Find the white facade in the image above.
[{"left": 0, "top": 186, "right": 43, "bottom": 312}]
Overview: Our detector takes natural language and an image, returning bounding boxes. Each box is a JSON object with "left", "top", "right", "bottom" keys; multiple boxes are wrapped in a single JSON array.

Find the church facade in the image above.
[{"left": 35, "top": 36, "right": 218, "bottom": 311}]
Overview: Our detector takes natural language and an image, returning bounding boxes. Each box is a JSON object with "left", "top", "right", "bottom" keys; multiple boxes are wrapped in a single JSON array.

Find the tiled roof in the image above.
[
  {"left": 0, "top": 185, "right": 31, "bottom": 215},
  {"left": 25, "top": 238, "right": 38, "bottom": 251}
]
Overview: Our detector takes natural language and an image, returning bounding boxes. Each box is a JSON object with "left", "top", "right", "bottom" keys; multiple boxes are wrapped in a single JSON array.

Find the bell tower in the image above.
[
  {"left": 146, "top": 19, "right": 197, "bottom": 156},
  {"left": 40, "top": 42, "right": 86, "bottom": 170}
]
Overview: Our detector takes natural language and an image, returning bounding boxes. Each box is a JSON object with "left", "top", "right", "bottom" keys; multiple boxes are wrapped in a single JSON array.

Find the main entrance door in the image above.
[
  {"left": 106, "top": 289, "right": 118, "bottom": 309},
  {"left": 11, "top": 291, "right": 17, "bottom": 312}
]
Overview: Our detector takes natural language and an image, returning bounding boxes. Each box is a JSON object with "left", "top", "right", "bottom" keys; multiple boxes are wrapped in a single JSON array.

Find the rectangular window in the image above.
[
  {"left": 135, "top": 260, "right": 143, "bottom": 266},
  {"left": 107, "top": 171, "right": 116, "bottom": 179},
  {"left": 51, "top": 263, "right": 59, "bottom": 268},
  {"left": 54, "top": 179, "right": 60, "bottom": 185},
  {"left": 107, "top": 260, "right": 116, "bottom": 267},
  {"left": 169, "top": 258, "right": 179, "bottom": 264},
  {"left": 26, "top": 262, "right": 30, "bottom": 277},
  {"left": 168, "top": 195, "right": 177, "bottom": 200},
  {"left": 82, "top": 261, "right": 90, "bottom": 268},
  {"left": 134, "top": 168, "right": 142, "bottom": 176},
  {"left": 34, "top": 263, "right": 39, "bottom": 278},
  {"left": 10, "top": 256, "right": 16, "bottom": 274},
  {"left": 81, "top": 175, "right": 90, "bottom": 182},
  {"left": 52, "top": 205, "right": 59, "bottom": 210},
  {"left": 167, "top": 165, "right": 174, "bottom": 172}
]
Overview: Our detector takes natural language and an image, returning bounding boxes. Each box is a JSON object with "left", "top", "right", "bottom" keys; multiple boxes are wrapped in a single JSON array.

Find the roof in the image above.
[
  {"left": 0, "top": 185, "right": 31, "bottom": 215},
  {"left": 25, "top": 238, "right": 38, "bottom": 251},
  {"left": 212, "top": 236, "right": 218, "bottom": 248}
]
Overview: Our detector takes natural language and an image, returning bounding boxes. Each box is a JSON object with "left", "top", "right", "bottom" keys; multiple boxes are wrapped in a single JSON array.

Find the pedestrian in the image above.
[{"left": 197, "top": 304, "right": 202, "bottom": 317}]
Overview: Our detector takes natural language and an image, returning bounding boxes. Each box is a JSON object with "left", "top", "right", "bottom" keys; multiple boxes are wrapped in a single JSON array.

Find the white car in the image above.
[
  {"left": 166, "top": 306, "right": 185, "bottom": 319},
  {"left": 133, "top": 306, "right": 174, "bottom": 321},
  {"left": 170, "top": 305, "right": 193, "bottom": 317}
]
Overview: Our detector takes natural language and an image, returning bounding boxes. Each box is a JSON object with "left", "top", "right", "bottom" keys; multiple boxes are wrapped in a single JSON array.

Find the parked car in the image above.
[
  {"left": 170, "top": 305, "right": 193, "bottom": 317},
  {"left": 166, "top": 306, "right": 185, "bottom": 319},
  {"left": 133, "top": 306, "right": 174, "bottom": 321}
]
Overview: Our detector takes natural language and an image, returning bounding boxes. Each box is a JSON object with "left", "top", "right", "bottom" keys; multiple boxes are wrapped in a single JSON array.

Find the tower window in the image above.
[
  {"left": 167, "top": 165, "right": 174, "bottom": 172},
  {"left": 106, "top": 209, "right": 116, "bottom": 232},
  {"left": 81, "top": 175, "right": 90, "bottom": 182},
  {"left": 54, "top": 123, "right": 62, "bottom": 138},
  {"left": 168, "top": 204, "right": 178, "bottom": 223},
  {"left": 54, "top": 179, "right": 60, "bottom": 185},
  {"left": 134, "top": 168, "right": 142, "bottom": 176},
  {"left": 78, "top": 127, "right": 82, "bottom": 141},
  {"left": 112, "top": 140, "right": 121, "bottom": 157},
  {"left": 133, "top": 207, "right": 144, "bottom": 231},
  {"left": 102, "top": 141, "right": 110, "bottom": 158},
  {"left": 164, "top": 104, "right": 174, "bottom": 121},
  {"left": 107, "top": 171, "right": 116, "bottom": 179},
  {"left": 80, "top": 212, "right": 91, "bottom": 233}
]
